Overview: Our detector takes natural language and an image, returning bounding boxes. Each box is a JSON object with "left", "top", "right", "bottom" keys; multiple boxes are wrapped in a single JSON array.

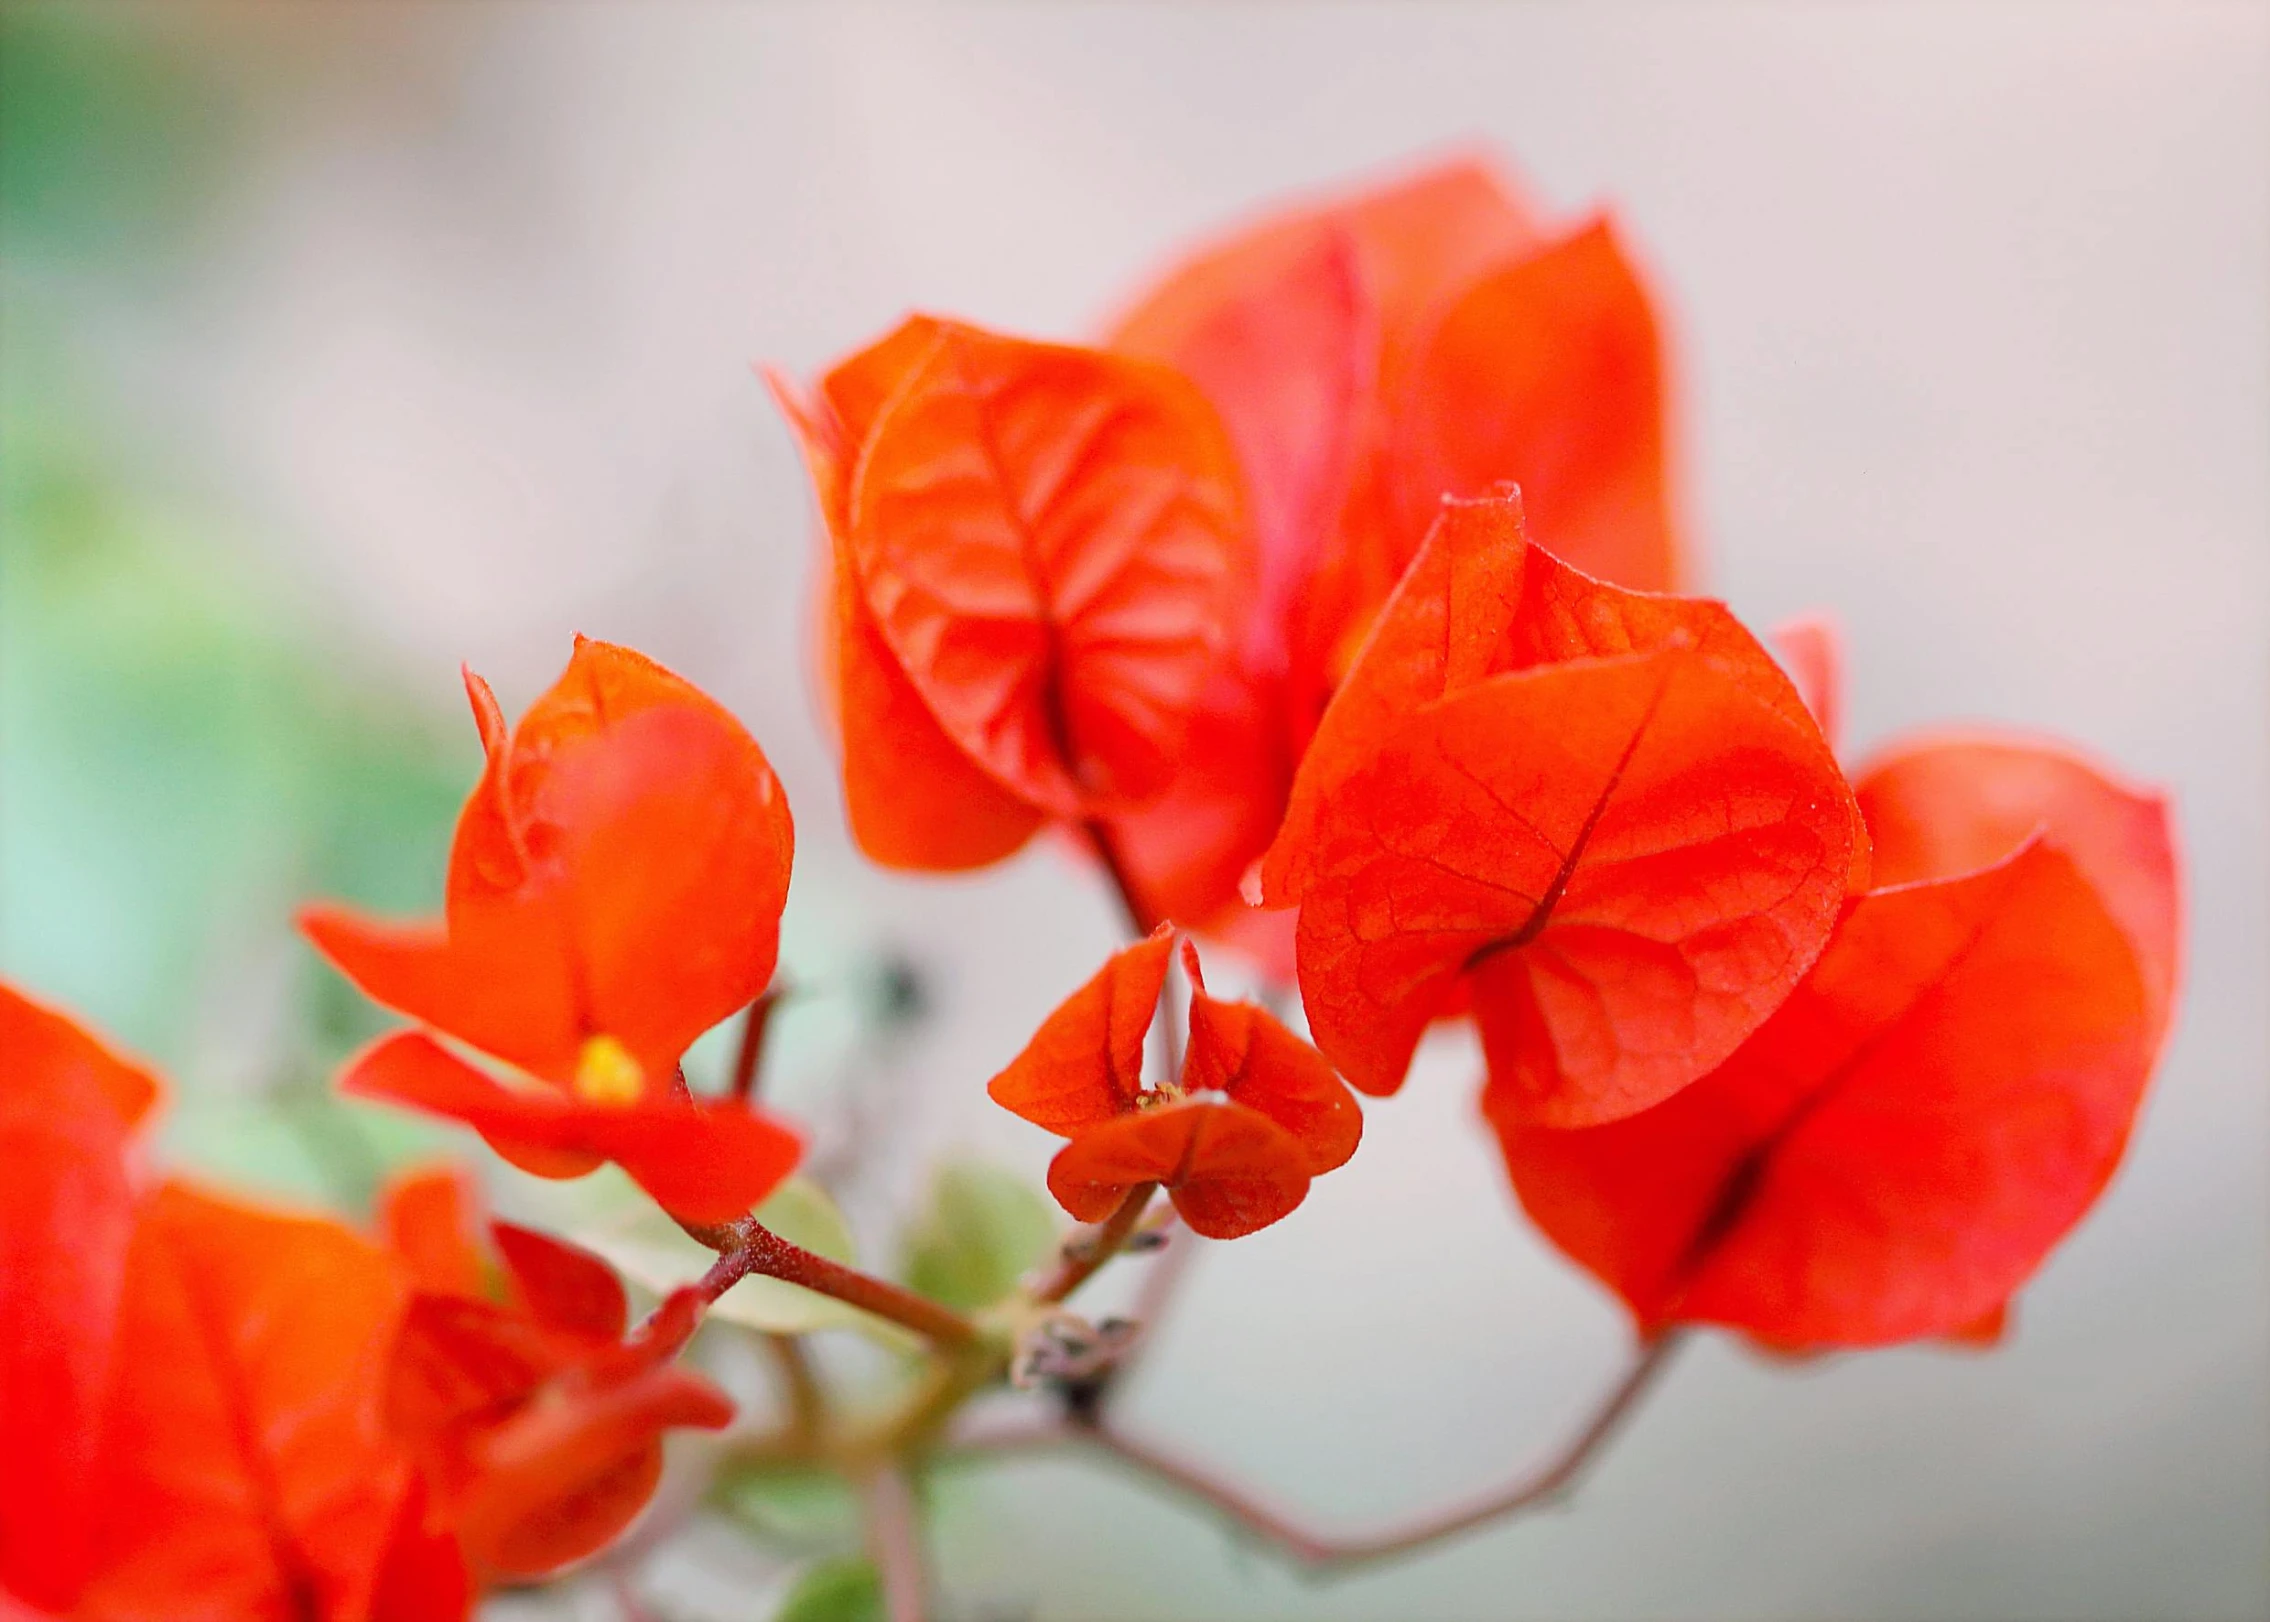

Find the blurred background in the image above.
[{"left": 2, "top": 4, "right": 2263, "bottom": 1619}]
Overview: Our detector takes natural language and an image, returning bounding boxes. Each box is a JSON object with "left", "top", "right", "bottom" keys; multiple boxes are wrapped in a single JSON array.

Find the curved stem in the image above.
[
  {"left": 727, "top": 988, "right": 787, "bottom": 1102},
  {"left": 1031, "top": 1183, "right": 1157, "bottom": 1306},
  {"left": 957, "top": 1333, "right": 1684, "bottom": 1575},
  {"left": 683, "top": 1217, "right": 981, "bottom": 1349},
  {"left": 860, "top": 1464, "right": 930, "bottom": 1622},
  {"left": 763, "top": 1332, "right": 828, "bottom": 1448}
]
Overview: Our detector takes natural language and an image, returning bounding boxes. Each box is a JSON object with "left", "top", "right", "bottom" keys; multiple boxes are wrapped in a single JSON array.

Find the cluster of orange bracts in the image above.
[{"left": 2, "top": 155, "right": 2178, "bottom": 1619}]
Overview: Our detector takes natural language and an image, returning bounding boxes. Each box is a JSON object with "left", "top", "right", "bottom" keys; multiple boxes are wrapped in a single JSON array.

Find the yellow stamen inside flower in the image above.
[{"left": 573, "top": 1035, "right": 644, "bottom": 1107}]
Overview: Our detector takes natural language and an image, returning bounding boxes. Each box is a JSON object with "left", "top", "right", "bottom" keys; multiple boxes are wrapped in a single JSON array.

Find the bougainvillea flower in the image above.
[
  {"left": 1768, "top": 613, "right": 1844, "bottom": 754},
  {"left": 74, "top": 1180, "right": 419, "bottom": 1621},
  {"left": 1084, "top": 156, "right": 1682, "bottom": 953},
  {"left": 0, "top": 985, "right": 162, "bottom": 1611},
  {"left": 770, "top": 316, "right": 1252, "bottom": 871},
  {"left": 1260, "top": 488, "right": 1859, "bottom": 1126},
  {"left": 303, "top": 637, "right": 803, "bottom": 1224},
  {"left": 987, "top": 928, "right": 1361, "bottom": 1238},
  {"left": 1498, "top": 738, "right": 2179, "bottom": 1348},
  {"left": 378, "top": 1168, "right": 731, "bottom": 1579}
]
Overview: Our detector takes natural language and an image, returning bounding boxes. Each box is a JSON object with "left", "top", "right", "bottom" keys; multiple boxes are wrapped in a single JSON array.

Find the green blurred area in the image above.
[{"left": 1, "top": 5, "right": 466, "bottom": 1211}]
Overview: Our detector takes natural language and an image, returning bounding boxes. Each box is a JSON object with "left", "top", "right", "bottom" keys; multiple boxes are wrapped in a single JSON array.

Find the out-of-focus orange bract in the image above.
[
  {"left": 773, "top": 316, "right": 1252, "bottom": 865},
  {"left": 1498, "top": 737, "right": 2179, "bottom": 1348},
  {"left": 987, "top": 931, "right": 1360, "bottom": 1238},
  {"left": 304, "top": 638, "right": 803, "bottom": 1225},
  {"left": 376, "top": 1169, "right": 733, "bottom": 1582},
  {"left": 0, "top": 986, "right": 163, "bottom": 1612},
  {"left": 76, "top": 1182, "right": 415, "bottom": 1622},
  {"left": 1264, "top": 489, "right": 1857, "bottom": 1126}
]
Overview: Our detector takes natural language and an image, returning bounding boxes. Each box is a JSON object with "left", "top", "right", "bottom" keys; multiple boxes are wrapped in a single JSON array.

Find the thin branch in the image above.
[
  {"left": 680, "top": 1216, "right": 982, "bottom": 1349},
  {"left": 860, "top": 1464, "right": 930, "bottom": 1622},
  {"left": 763, "top": 1331, "right": 828, "bottom": 1448},
  {"left": 959, "top": 1333, "right": 1685, "bottom": 1576},
  {"left": 1030, "top": 1183, "right": 1157, "bottom": 1306},
  {"left": 1059, "top": 1214, "right": 1198, "bottom": 1420},
  {"left": 727, "top": 987, "right": 787, "bottom": 1103}
]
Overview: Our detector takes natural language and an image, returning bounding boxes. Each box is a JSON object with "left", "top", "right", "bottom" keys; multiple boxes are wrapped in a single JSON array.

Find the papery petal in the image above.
[
  {"left": 1500, "top": 839, "right": 2157, "bottom": 1346},
  {"left": 1112, "top": 220, "right": 1374, "bottom": 672},
  {"left": 78, "top": 1183, "right": 407, "bottom": 1622},
  {"left": 341, "top": 1033, "right": 800, "bottom": 1226},
  {"left": 1389, "top": 217, "right": 1679, "bottom": 593},
  {"left": 849, "top": 320, "right": 1250, "bottom": 814},
  {"left": 1769, "top": 614, "right": 1843, "bottom": 755},
  {"left": 1092, "top": 664, "right": 1294, "bottom": 945},
  {"left": 1045, "top": 1099, "right": 1312, "bottom": 1239},
  {"left": 986, "top": 926, "right": 1173, "bottom": 1135},
  {"left": 1262, "top": 488, "right": 1530, "bottom": 904},
  {"left": 770, "top": 362, "right": 1046, "bottom": 871},
  {"left": 451, "top": 1361, "right": 732, "bottom": 1580},
  {"left": 366, "top": 1472, "right": 471, "bottom": 1622},
  {"left": 1180, "top": 943, "right": 1360, "bottom": 1174},
  {"left": 489, "top": 1225, "right": 628, "bottom": 1343},
  {"left": 1295, "top": 646, "right": 1854, "bottom": 1118},
  {"left": 0, "top": 987, "right": 163, "bottom": 1610},
  {"left": 379, "top": 1163, "right": 492, "bottom": 1301},
  {"left": 305, "top": 639, "right": 793, "bottom": 1087},
  {"left": 1854, "top": 734, "right": 2179, "bottom": 1042}
]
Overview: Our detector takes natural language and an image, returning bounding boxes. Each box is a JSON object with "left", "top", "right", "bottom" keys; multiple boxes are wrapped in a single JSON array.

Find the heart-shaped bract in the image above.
[
  {"left": 1498, "top": 736, "right": 2178, "bottom": 1347},
  {"left": 987, "top": 929, "right": 1360, "bottom": 1238},
  {"left": 303, "top": 637, "right": 802, "bottom": 1225},
  {"left": 773, "top": 316, "right": 1251, "bottom": 867},
  {"left": 1262, "top": 489, "right": 1858, "bottom": 1126}
]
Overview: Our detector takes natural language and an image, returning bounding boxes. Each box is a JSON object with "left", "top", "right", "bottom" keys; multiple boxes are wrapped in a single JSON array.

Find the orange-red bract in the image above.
[
  {"left": 377, "top": 1168, "right": 733, "bottom": 1581},
  {"left": 987, "top": 930, "right": 1360, "bottom": 1238},
  {"left": 1261, "top": 489, "right": 1858, "bottom": 1125},
  {"left": 1089, "top": 156, "right": 1683, "bottom": 952},
  {"left": 303, "top": 638, "right": 803, "bottom": 1224},
  {"left": 772, "top": 316, "right": 1252, "bottom": 868},
  {"left": 1498, "top": 738, "right": 2179, "bottom": 1348},
  {"left": 304, "top": 636, "right": 792, "bottom": 1086},
  {"left": 0, "top": 986, "right": 162, "bottom": 1611},
  {"left": 339, "top": 1031, "right": 799, "bottom": 1227},
  {"left": 75, "top": 1181, "right": 415, "bottom": 1622}
]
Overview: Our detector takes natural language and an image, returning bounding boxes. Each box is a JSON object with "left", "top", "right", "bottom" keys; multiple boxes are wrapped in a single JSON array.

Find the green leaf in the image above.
[
  {"left": 775, "top": 1557, "right": 884, "bottom": 1622},
  {"left": 714, "top": 1465, "right": 860, "bottom": 1548},
  {"left": 901, "top": 1161, "right": 1058, "bottom": 1311}
]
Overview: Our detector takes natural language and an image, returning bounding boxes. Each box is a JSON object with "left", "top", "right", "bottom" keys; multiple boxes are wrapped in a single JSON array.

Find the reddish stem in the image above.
[
  {"left": 957, "top": 1332, "right": 1685, "bottom": 1574},
  {"left": 1032, "top": 1183, "right": 1157, "bottom": 1306},
  {"left": 728, "top": 988, "right": 785, "bottom": 1103}
]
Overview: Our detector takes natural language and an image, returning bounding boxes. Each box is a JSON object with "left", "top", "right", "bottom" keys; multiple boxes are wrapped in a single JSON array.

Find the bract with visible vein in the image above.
[
  {"left": 1499, "top": 834, "right": 2160, "bottom": 1347},
  {"left": 1268, "top": 490, "right": 1856, "bottom": 1121},
  {"left": 76, "top": 1182, "right": 410, "bottom": 1622}
]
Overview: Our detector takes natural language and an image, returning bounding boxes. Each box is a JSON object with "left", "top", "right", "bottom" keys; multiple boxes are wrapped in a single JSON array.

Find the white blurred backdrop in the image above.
[{"left": 22, "top": 4, "right": 2269, "bottom": 1618}]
